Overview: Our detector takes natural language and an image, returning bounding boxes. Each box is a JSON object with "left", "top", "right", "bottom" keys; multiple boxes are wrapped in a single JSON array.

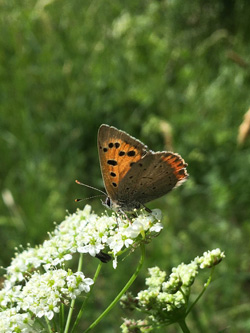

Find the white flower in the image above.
[
  {"left": 151, "top": 209, "right": 162, "bottom": 220},
  {"left": 125, "top": 220, "right": 144, "bottom": 238},
  {"left": 106, "top": 233, "right": 126, "bottom": 254},
  {"left": 150, "top": 222, "right": 163, "bottom": 233},
  {"left": 77, "top": 241, "right": 104, "bottom": 257}
]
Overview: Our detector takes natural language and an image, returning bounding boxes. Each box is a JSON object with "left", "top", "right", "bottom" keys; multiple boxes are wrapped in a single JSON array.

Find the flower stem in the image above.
[
  {"left": 60, "top": 303, "right": 65, "bottom": 332},
  {"left": 70, "top": 262, "right": 103, "bottom": 333},
  {"left": 64, "top": 253, "right": 84, "bottom": 333},
  {"left": 178, "top": 319, "right": 190, "bottom": 333},
  {"left": 83, "top": 243, "right": 145, "bottom": 333},
  {"left": 186, "top": 267, "right": 214, "bottom": 315},
  {"left": 45, "top": 316, "right": 53, "bottom": 333}
]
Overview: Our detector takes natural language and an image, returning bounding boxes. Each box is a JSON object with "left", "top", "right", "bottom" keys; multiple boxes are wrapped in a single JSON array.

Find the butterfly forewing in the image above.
[{"left": 98, "top": 125, "right": 148, "bottom": 200}]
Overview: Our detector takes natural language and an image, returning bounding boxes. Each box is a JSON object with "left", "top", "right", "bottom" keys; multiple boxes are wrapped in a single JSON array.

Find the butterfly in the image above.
[{"left": 97, "top": 124, "right": 188, "bottom": 213}]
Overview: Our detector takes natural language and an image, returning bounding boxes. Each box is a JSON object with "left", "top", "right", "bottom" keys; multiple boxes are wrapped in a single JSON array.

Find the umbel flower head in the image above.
[
  {"left": 121, "top": 249, "right": 225, "bottom": 332},
  {"left": 0, "top": 268, "right": 94, "bottom": 331},
  {"left": 4, "top": 205, "right": 162, "bottom": 286},
  {"left": 0, "top": 205, "right": 163, "bottom": 332}
]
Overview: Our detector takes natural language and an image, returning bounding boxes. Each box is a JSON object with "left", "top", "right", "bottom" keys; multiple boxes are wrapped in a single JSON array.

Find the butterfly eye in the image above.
[{"left": 105, "top": 197, "right": 111, "bottom": 207}]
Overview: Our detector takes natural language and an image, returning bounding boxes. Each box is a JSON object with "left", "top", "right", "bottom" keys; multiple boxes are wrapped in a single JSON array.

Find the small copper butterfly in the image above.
[{"left": 97, "top": 124, "right": 188, "bottom": 212}]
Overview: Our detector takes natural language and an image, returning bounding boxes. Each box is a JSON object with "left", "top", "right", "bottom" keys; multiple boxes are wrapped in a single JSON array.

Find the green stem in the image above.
[
  {"left": 186, "top": 267, "right": 214, "bottom": 315},
  {"left": 64, "top": 253, "right": 84, "bottom": 333},
  {"left": 60, "top": 303, "right": 65, "bottom": 332},
  {"left": 180, "top": 287, "right": 189, "bottom": 306},
  {"left": 83, "top": 243, "right": 145, "bottom": 333},
  {"left": 178, "top": 319, "right": 190, "bottom": 333},
  {"left": 33, "top": 313, "right": 46, "bottom": 331},
  {"left": 70, "top": 262, "right": 103, "bottom": 333},
  {"left": 52, "top": 316, "right": 58, "bottom": 332},
  {"left": 45, "top": 316, "right": 53, "bottom": 333}
]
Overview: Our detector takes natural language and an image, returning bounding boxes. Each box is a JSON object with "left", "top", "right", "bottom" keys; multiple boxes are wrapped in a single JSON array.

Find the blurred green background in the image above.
[{"left": 1, "top": 0, "right": 250, "bottom": 332}]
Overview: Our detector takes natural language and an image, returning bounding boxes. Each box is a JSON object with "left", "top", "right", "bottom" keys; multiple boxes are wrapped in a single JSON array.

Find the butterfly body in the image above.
[{"left": 98, "top": 124, "right": 188, "bottom": 212}]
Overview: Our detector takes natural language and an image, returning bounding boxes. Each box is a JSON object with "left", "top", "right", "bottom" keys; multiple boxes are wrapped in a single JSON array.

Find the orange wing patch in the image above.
[
  {"left": 99, "top": 138, "right": 143, "bottom": 190},
  {"left": 161, "top": 153, "right": 188, "bottom": 181}
]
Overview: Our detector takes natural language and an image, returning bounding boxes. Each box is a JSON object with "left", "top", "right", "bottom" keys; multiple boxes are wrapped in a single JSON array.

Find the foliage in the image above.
[{"left": 1, "top": 0, "right": 250, "bottom": 331}]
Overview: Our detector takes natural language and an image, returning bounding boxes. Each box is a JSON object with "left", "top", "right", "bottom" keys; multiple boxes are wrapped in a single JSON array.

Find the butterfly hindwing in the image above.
[{"left": 117, "top": 152, "right": 188, "bottom": 206}]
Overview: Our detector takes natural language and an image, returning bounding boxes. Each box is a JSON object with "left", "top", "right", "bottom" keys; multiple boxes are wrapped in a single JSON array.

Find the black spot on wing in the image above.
[
  {"left": 127, "top": 150, "right": 136, "bottom": 157},
  {"left": 119, "top": 151, "right": 125, "bottom": 156},
  {"left": 107, "top": 160, "right": 117, "bottom": 166}
]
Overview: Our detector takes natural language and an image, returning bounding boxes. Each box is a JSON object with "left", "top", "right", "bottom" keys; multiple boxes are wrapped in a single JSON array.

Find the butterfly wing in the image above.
[
  {"left": 118, "top": 151, "right": 188, "bottom": 207},
  {"left": 98, "top": 124, "right": 148, "bottom": 202}
]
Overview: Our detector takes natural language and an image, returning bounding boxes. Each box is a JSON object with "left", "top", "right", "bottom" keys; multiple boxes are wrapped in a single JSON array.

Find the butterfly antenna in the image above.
[
  {"left": 75, "top": 195, "right": 105, "bottom": 203},
  {"left": 75, "top": 180, "right": 107, "bottom": 196}
]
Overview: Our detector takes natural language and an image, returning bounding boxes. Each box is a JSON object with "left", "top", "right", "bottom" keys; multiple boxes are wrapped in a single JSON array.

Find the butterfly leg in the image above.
[
  {"left": 119, "top": 209, "right": 133, "bottom": 224},
  {"left": 141, "top": 204, "right": 152, "bottom": 214}
]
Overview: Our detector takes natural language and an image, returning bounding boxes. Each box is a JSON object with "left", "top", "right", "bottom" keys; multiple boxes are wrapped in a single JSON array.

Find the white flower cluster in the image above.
[
  {"left": 75, "top": 207, "right": 162, "bottom": 268},
  {"left": 0, "top": 308, "right": 35, "bottom": 333},
  {"left": 0, "top": 269, "right": 94, "bottom": 331},
  {"left": 0, "top": 205, "right": 162, "bottom": 331},
  {"left": 195, "top": 248, "right": 225, "bottom": 269},
  {"left": 5, "top": 205, "right": 162, "bottom": 283},
  {"left": 137, "top": 264, "right": 189, "bottom": 313},
  {"left": 122, "top": 248, "right": 225, "bottom": 327},
  {"left": 145, "top": 267, "right": 166, "bottom": 290},
  {"left": 163, "top": 261, "right": 198, "bottom": 293},
  {"left": 20, "top": 269, "right": 93, "bottom": 320}
]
